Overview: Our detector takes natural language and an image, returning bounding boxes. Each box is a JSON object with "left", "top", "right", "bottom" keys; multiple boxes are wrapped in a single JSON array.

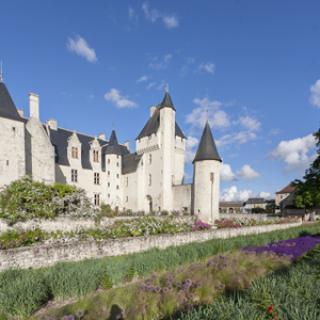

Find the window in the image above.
[
  {"left": 93, "top": 150, "right": 99, "bottom": 163},
  {"left": 108, "top": 159, "right": 111, "bottom": 164},
  {"left": 107, "top": 171, "right": 110, "bottom": 176},
  {"left": 71, "top": 169, "right": 78, "bottom": 183},
  {"left": 116, "top": 162, "right": 119, "bottom": 167},
  {"left": 12, "top": 127, "right": 16, "bottom": 137},
  {"left": 94, "top": 194, "right": 100, "bottom": 206},
  {"left": 108, "top": 193, "right": 110, "bottom": 198},
  {"left": 116, "top": 185, "right": 119, "bottom": 190},
  {"left": 126, "top": 177, "right": 129, "bottom": 187},
  {"left": 94, "top": 172, "right": 100, "bottom": 185},
  {"left": 108, "top": 182, "right": 110, "bottom": 187},
  {"left": 6, "top": 160, "right": 9, "bottom": 166},
  {"left": 116, "top": 173, "right": 119, "bottom": 179},
  {"left": 126, "top": 196, "right": 128, "bottom": 203},
  {"left": 71, "top": 147, "right": 79, "bottom": 159},
  {"left": 149, "top": 174, "right": 152, "bottom": 186},
  {"left": 149, "top": 154, "right": 152, "bottom": 164}
]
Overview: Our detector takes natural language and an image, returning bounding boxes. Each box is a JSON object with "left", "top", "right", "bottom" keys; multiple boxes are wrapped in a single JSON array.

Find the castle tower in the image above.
[
  {"left": 192, "top": 121, "right": 222, "bottom": 223},
  {"left": 105, "top": 130, "right": 122, "bottom": 209},
  {"left": 159, "top": 92, "right": 176, "bottom": 211}
]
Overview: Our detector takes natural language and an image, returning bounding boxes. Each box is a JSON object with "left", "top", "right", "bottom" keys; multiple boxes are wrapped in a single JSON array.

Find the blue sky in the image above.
[{"left": 0, "top": 0, "right": 319, "bottom": 201}]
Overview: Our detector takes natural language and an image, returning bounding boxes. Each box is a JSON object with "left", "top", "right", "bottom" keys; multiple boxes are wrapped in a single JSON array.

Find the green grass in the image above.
[
  {"left": 176, "top": 246, "right": 320, "bottom": 320},
  {"left": 0, "top": 223, "right": 319, "bottom": 319}
]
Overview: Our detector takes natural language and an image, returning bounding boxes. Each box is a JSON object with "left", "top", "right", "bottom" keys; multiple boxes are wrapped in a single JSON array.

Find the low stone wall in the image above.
[{"left": 0, "top": 221, "right": 302, "bottom": 272}]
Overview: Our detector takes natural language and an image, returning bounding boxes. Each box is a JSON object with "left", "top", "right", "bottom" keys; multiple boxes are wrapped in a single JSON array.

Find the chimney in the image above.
[
  {"left": 150, "top": 105, "right": 157, "bottom": 117},
  {"left": 17, "top": 109, "right": 24, "bottom": 118},
  {"left": 124, "top": 140, "right": 130, "bottom": 151},
  {"left": 98, "top": 133, "right": 106, "bottom": 140},
  {"left": 47, "top": 119, "right": 58, "bottom": 130},
  {"left": 29, "top": 92, "right": 39, "bottom": 119}
]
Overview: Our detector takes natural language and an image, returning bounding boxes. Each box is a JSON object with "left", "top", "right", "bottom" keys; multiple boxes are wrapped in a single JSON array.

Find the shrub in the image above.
[{"left": 0, "top": 176, "right": 93, "bottom": 224}]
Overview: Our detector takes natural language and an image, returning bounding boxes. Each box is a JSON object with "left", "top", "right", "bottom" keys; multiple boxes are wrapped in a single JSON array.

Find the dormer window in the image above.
[
  {"left": 71, "top": 147, "right": 79, "bottom": 159},
  {"left": 93, "top": 150, "right": 99, "bottom": 163}
]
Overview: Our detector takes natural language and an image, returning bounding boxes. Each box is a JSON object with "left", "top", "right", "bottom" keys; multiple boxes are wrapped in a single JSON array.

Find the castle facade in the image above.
[{"left": 0, "top": 79, "right": 222, "bottom": 222}]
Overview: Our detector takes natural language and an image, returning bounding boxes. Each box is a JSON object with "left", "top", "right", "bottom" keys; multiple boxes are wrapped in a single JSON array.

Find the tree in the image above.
[{"left": 294, "top": 128, "right": 320, "bottom": 210}]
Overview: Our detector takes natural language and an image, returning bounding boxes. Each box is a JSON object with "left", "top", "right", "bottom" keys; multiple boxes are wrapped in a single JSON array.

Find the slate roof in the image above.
[
  {"left": 193, "top": 121, "right": 222, "bottom": 163},
  {"left": 0, "top": 82, "right": 24, "bottom": 122},
  {"left": 122, "top": 153, "right": 143, "bottom": 175},
  {"left": 246, "top": 198, "right": 266, "bottom": 205},
  {"left": 276, "top": 183, "right": 295, "bottom": 194},
  {"left": 105, "top": 130, "right": 125, "bottom": 156},
  {"left": 48, "top": 127, "right": 129, "bottom": 170},
  {"left": 136, "top": 93, "right": 185, "bottom": 140}
]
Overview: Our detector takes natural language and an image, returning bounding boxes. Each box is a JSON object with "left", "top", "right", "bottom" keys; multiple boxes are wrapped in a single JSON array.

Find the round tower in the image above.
[{"left": 192, "top": 121, "right": 222, "bottom": 223}]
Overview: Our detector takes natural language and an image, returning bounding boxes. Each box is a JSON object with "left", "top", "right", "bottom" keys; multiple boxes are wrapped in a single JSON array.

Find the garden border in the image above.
[{"left": 0, "top": 221, "right": 302, "bottom": 271}]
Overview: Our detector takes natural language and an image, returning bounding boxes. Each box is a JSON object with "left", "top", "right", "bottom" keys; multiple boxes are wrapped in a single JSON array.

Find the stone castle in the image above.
[{"left": 0, "top": 78, "right": 222, "bottom": 222}]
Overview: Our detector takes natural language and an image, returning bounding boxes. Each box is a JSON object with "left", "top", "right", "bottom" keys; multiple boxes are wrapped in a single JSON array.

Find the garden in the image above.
[{"left": 0, "top": 222, "right": 319, "bottom": 319}]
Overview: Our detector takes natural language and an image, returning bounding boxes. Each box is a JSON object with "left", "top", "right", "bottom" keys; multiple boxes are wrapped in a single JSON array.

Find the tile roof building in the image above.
[{"left": 0, "top": 80, "right": 222, "bottom": 222}]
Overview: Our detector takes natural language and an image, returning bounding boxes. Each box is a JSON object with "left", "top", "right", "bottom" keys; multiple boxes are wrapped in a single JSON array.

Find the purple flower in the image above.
[{"left": 244, "top": 236, "right": 320, "bottom": 260}]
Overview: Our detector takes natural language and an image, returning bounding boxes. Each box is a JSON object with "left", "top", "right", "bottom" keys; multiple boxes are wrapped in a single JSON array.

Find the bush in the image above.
[{"left": 0, "top": 176, "right": 93, "bottom": 224}]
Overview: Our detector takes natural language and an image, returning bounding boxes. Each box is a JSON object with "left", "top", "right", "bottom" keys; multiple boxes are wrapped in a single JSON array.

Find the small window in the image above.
[
  {"left": 6, "top": 160, "right": 9, "bottom": 166},
  {"left": 149, "top": 154, "right": 152, "bottom": 164},
  {"left": 12, "top": 127, "right": 16, "bottom": 137},
  {"left": 108, "top": 171, "right": 110, "bottom": 176},
  {"left": 126, "top": 177, "right": 129, "bottom": 187},
  {"left": 148, "top": 174, "right": 152, "bottom": 186},
  {"left": 116, "top": 162, "right": 119, "bottom": 167},
  {"left": 71, "top": 147, "right": 79, "bottom": 159},
  {"left": 116, "top": 173, "right": 119, "bottom": 179},
  {"left": 108, "top": 193, "right": 110, "bottom": 198},
  {"left": 94, "top": 172, "right": 100, "bottom": 185},
  {"left": 108, "top": 159, "right": 111, "bottom": 164},
  {"left": 116, "top": 185, "right": 119, "bottom": 190},
  {"left": 71, "top": 169, "right": 78, "bottom": 183},
  {"left": 108, "top": 182, "right": 110, "bottom": 187},
  {"left": 126, "top": 196, "right": 128, "bottom": 203},
  {"left": 94, "top": 194, "right": 100, "bottom": 206},
  {"left": 93, "top": 150, "right": 99, "bottom": 163}
]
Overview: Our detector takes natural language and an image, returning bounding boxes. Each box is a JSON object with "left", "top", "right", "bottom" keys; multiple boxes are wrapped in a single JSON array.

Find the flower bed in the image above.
[
  {"left": 214, "top": 217, "right": 299, "bottom": 229},
  {"left": 245, "top": 235, "right": 320, "bottom": 260}
]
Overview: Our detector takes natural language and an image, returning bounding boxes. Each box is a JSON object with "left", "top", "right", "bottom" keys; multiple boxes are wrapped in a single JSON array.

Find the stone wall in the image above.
[
  {"left": 220, "top": 213, "right": 270, "bottom": 221},
  {"left": 0, "top": 221, "right": 302, "bottom": 271}
]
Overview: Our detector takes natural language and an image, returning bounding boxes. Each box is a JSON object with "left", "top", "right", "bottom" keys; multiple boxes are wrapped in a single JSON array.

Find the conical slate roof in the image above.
[
  {"left": 158, "top": 92, "right": 176, "bottom": 111},
  {"left": 193, "top": 121, "right": 222, "bottom": 163},
  {"left": 0, "top": 81, "right": 23, "bottom": 122},
  {"left": 105, "top": 129, "right": 123, "bottom": 155}
]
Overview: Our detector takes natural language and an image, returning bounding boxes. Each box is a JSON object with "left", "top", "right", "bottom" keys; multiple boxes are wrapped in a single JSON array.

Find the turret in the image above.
[
  {"left": 105, "top": 130, "right": 122, "bottom": 209},
  {"left": 192, "top": 121, "right": 222, "bottom": 223},
  {"left": 159, "top": 92, "right": 176, "bottom": 211}
]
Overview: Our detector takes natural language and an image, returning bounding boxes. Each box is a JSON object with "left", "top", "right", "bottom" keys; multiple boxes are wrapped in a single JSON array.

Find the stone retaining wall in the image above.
[{"left": 0, "top": 221, "right": 302, "bottom": 271}]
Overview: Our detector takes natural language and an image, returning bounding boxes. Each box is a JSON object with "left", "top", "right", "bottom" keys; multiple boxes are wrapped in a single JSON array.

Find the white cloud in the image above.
[
  {"left": 310, "top": 79, "right": 320, "bottom": 108},
  {"left": 221, "top": 164, "right": 236, "bottom": 181},
  {"left": 238, "top": 116, "right": 261, "bottom": 131},
  {"left": 185, "top": 135, "right": 198, "bottom": 163},
  {"left": 198, "top": 62, "right": 215, "bottom": 75},
  {"left": 104, "top": 88, "right": 137, "bottom": 108},
  {"left": 67, "top": 36, "right": 97, "bottom": 63},
  {"left": 136, "top": 75, "right": 150, "bottom": 83},
  {"left": 221, "top": 186, "right": 253, "bottom": 202},
  {"left": 271, "top": 133, "right": 316, "bottom": 170},
  {"left": 186, "top": 98, "right": 229, "bottom": 130},
  {"left": 142, "top": 2, "right": 179, "bottom": 29},
  {"left": 217, "top": 131, "right": 257, "bottom": 146},
  {"left": 149, "top": 54, "right": 173, "bottom": 70},
  {"left": 259, "top": 191, "right": 272, "bottom": 199},
  {"left": 237, "top": 164, "right": 259, "bottom": 180}
]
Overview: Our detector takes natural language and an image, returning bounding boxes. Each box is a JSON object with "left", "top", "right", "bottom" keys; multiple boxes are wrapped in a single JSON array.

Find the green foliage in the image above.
[
  {"left": 294, "top": 128, "right": 320, "bottom": 210},
  {"left": 101, "top": 272, "right": 113, "bottom": 289},
  {"left": 0, "top": 227, "right": 47, "bottom": 250},
  {"left": 0, "top": 176, "right": 93, "bottom": 224},
  {"left": 0, "top": 223, "right": 319, "bottom": 318}
]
